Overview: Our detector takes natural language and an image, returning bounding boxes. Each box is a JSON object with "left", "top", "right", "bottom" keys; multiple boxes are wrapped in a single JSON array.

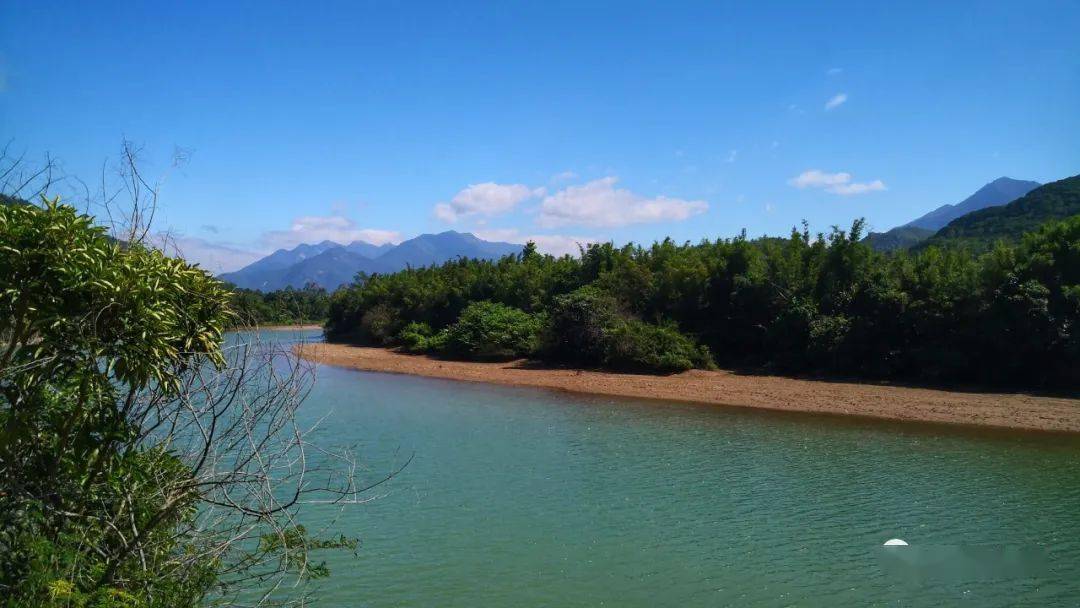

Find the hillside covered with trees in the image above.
[
  {"left": 927, "top": 174, "right": 1080, "bottom": 248},
  {"left": 326, "top": 216, "right": 1080, "bottom": 387},
  {"left": 863, "top": 177, "right": 1040, "bottom": 252},
  {"left": 862, "top": 225, "right": 934, "bottom": 251}
]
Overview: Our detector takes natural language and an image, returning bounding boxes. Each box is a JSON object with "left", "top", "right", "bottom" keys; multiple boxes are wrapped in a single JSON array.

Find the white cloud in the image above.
[
  {"left": 827, "top": 180, "right": 886, "bottom": 195},
  {"left": 434, "top": 182, "right": 544, "bottom": 223},
  {"left": 550, "top": 170, "right": 578, "bottom": 183},
  {"left": 724, "top": 149, "right": 738, "bottom": 163},
  {"left": 824, "top": 93, "right": 848, "bottom": 110},
  {"left": 538, "top": 177, "right": 708, "bottom": 228},
  {"left": 790, "top": 170, "right": 852, "bottom": 189},
  {"left": 261, "top": 215, "right": 400, "bottom": 249},
  {"left": 788, "top": 170, "right": 886, "bottom": 196},
  {"left": 474, "top": 228, "right": 597, "bottom": 257},
  {"left": 826, "top": 67, "right": 843, "bottom": 76}
]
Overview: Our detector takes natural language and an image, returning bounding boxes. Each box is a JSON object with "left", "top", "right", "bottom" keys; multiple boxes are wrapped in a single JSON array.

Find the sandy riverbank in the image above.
[{"left": 295, "top": 343, "right": 1080, "bottom": 433}]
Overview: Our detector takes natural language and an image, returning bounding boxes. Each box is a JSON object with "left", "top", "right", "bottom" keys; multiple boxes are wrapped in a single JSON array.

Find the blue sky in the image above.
[{"left": 2, "top": 1, "right": 1078, "bottom": 271}]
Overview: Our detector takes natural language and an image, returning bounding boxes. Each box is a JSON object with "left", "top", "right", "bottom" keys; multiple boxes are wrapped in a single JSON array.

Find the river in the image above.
[{"left": 263, "top": 329, "right": 1080, "bottom": 606}]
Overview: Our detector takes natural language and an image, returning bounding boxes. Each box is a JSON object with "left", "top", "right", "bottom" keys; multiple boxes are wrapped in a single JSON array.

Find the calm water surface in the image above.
[{"left": 262, "top": 330, "right": 1080, "bottom": 606}]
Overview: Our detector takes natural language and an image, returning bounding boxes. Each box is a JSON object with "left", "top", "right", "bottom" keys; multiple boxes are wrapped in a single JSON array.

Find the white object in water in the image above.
[{"left": 883, "top": 538, "right": 909, "bottom": 546}]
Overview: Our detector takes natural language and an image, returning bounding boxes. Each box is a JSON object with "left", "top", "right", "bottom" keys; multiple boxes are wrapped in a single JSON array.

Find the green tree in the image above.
[
  {"left": 323, "top": 214, "right": 1080, "bottom": 386},
  {"left": 1, "top": 199, "right": 365, "bottom": 607},
  {"left": 434, "top": 301, "right": 542, "bottom": 359}
]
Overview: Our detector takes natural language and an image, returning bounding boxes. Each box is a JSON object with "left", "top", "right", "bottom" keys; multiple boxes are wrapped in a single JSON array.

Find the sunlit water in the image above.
[{"left": 254, "top": 329, "right": 1080, "bottom": 606}]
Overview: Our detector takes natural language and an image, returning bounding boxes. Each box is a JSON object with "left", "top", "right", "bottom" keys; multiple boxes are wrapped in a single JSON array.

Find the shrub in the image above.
[
  {"left": 807, "top": 314, "right": 851, "bottom": 371},
  {"left": 397, "top": 321, "right": 435, "bottom": 353},
  {"left": 435, "top": 301, "right": 541, "bottom": 359},
  {"left": 359, "top": 303, "right": 400, "bottom": 345},
  {"left": 541, "top": 286, "right": 620, "bottom": 365},
  {"left": 602, "top": 319, "right": 715, "bottom": 373}
]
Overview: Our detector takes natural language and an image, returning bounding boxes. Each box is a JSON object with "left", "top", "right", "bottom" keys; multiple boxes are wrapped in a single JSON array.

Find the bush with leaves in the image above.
[
  {"left": 397, "top": 321, "right": 435, "bottom": 353},
  {"left": 602, "top": 319, "right": 715, "bottom": 373},
  {"left": 541, "top": 286, "right": 621, "bottom": 365},
  {"left": 1, "top": 199, "right": 363, "bottom": 607},
  {"left": 359, "top": 302, "right": 401, "bottom": 345},
  {"left": 433, "top": 301, "right": 542, "bottom": 359}
]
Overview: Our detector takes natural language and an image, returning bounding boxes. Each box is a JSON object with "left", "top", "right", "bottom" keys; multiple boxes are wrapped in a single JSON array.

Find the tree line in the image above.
[
  {"left": 229, "top": 284, "right": 330, "bottom": 325},
  {"left": 325, "top": 217, "right": 1080, "bottom": 387}
]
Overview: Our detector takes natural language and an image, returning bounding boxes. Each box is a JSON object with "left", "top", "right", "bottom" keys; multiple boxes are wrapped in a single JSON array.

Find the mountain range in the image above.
[
  {"left": 220, "top": 230, "right": 523, "bottom": 291},
  {"left": 864, "top": 177, "right": 1041, "bottom": 251}
]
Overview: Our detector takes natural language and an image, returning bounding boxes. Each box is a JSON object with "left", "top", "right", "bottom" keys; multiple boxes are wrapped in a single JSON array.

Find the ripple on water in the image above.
[{"left": 233, "top": 334, "right": 1080, "bottom": 607}]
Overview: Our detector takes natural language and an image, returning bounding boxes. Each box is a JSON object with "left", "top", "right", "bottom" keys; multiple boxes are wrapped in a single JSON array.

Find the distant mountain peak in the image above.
[
  {"left": 926, "top": 174, "right": 1080, "bottom": 247},
  {"left": 220, "top": 231, "right": 523, "bottom": 291},
  {"left": 903, "top": 177, "right": 1040, "bottom": 232},
  {"left": 865, "top": 176, "right": 1041, "bottom": 251}
]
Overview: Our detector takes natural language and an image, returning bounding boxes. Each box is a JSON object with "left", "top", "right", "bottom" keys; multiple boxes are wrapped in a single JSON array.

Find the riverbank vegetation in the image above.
[
  {"left": 1, "top": 199, "right": 362, "bottom": 606},
  {"left": 326, "top": 217, "right": 1080, "bottom": 386},
  {"left": 229, "top": 283, "right": 330, "bottom": 326}
]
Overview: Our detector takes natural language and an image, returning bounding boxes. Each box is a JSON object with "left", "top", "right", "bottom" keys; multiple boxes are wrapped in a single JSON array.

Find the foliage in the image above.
[
  {"left": 863, "top": 226, "right": 934, "bottom": 251},
  {"left": 1, "top": 199, "right": 356, "bottom": 607},
  {"left": 397, "top": 321, "right": 435, "bottom": 353},
  {"left": 360, "top": 302, "right": 401, "bottom": 345},
  {"left": 0, "top": 199, "right": 230, "bottom": 605},
  {"left": 229, "top": 284, "right": 330, "bottom": 326},
  {"left": 327, "top": 215, "right": 1080, "bottom": 386},
  {"left": 431, "top": 301, "right": 542, "bottom": 359},
  {"left": 602, "top": 319, "right": 715, "bottom": 373},
  {"left": 541, "top": 286, "right": 622, "bottom": 365}
]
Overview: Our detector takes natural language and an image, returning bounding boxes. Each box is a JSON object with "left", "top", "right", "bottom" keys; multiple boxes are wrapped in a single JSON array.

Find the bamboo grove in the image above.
[{"left": 325, "top": 217, "right": 1080, "bottom": 386}]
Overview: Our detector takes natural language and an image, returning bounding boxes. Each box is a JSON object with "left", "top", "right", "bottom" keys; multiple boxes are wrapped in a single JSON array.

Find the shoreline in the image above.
[
  {"left": 295, "top": 343, "right": 1080, "bottom": 434},
  {"left": 254, "top": 323, "right": 324, "bottom": 331}
]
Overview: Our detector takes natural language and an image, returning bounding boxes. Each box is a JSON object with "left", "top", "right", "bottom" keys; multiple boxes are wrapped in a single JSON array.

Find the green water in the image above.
[{"left": 271, "top": 330, "right": 1080, "bottom": 606}]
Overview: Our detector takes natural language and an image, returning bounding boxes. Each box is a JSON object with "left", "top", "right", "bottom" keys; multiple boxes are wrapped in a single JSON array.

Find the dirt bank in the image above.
[{"left": 295, "top": 343, "right": 1080, "bottom": 433}]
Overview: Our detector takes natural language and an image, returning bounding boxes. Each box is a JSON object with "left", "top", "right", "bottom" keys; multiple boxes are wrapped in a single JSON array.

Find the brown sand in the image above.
[{"left": 295, "top": 343, "right": 1080, "bottom": 433}]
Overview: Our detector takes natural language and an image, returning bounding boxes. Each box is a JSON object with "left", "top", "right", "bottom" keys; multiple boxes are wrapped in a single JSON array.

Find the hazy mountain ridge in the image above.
[
  {"left": 344, "top": 240, "right": 395, "bottom": 258},
  {"left": 220, "top": 230, "right": 522, "bottom": 290}
]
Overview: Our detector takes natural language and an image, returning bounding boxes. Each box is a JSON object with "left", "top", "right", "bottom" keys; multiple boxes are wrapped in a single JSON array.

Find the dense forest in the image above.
[
  {"left": 229, "top": 283, "right": 330, "bottom": 325},
  {"left": 324, "top": 216, "right": 1080, "bottom": 387}
]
